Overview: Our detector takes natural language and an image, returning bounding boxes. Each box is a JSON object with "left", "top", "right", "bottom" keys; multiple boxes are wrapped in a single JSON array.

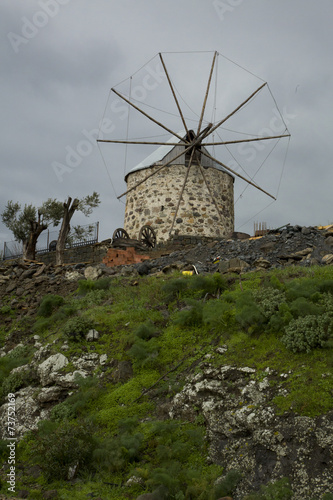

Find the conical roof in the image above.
[{"left": 124, "top": 131, "right": 234, "bottom": 182}]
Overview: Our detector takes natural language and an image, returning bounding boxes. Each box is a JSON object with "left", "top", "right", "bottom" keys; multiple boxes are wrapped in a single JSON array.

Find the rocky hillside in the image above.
[{"left": 0, "top": 226, "right": 333, "bottom": 500}]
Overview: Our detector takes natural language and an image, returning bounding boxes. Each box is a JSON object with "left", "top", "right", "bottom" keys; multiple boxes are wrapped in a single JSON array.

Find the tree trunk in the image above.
[
  {"left": 55, "top": 197, "right": 79, "bottom": 266},
  {"left": 23, "top": 217, "right": 47, "bottom": 261}
]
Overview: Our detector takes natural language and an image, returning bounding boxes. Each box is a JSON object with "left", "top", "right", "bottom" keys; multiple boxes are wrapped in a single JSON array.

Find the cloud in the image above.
[{"left": 1, "top": 0, "right": 333, "bottom": 250}]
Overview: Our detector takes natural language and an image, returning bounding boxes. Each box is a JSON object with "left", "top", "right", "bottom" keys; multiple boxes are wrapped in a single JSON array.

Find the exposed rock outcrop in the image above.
[{"left": 169, "top": 358, "right": 333, "bottom": 500}]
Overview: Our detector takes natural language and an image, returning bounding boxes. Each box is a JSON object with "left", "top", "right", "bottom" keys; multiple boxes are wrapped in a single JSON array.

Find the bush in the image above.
[
  {"left": 189, "top": 273, "right": 227, "bottom": 297},
  {"left": 1, "top": 371, "right": 25, "bottom": 397},
  {"left": 135, "top": 321, "right": 159, "bottom": 340},
  {"left": 50, "top": 376, "right": 102, "bottom": 422},
  {"left": 203, "top": 299, "right": 235, "bottom": 332},
  {"left": 77, "top": 277, "right": 112, "bottom": 295},
  {"left": 281, "top": 314, "right": 333, "bottom": 353},
  {"left": 30, "top": 419, "right": 97, "bottom": 481},
  {"left": 253, "top": 287, "right": 286, "bottom": 318},
  {"left": 244, "top": 477, "right": 293, "bottom": 499},
  {"left": 0, "top": 346, "right": 31, "bottom": 400},
  {"left": 162, "top": 278, "right": 189, "bottom": 301},
  {"left": 127, "top": 337, "right": 159, "bottom": 369},
  {"left": 173, "top": 300, "right": 204, "bottom": 328},
  {"left": 63, "top": 316, "right": 94, "bottom": 341},
  {"left": 0, "top": 305, "right": 14, "bottom": 316},
  {"left": 289, "top": 297, "right": 322, "bottom": 318},
  {"left": 162, "top": 274, "right": 227, "bottom": 302},
  {"left": 234, "top": 291, "right": 265, "bottom": 334},
  {"left": 37, "top": 294, "right": 64, "bottom": 317},
  {"left": 213, "top": 469, "right": 243, "bottom": 498}
]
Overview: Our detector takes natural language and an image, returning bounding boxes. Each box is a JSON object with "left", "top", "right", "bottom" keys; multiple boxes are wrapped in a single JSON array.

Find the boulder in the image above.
[
  {"left": 86, "top": 329, "right": 100, "bottom": 341},
  {"left": 322, "top": 254, "right": 333, "bottom": 265},
  {"left": 37, "top": 353, "right": 69, "bottom": 386},
  {"left": 253, "top": 257, "right": 271, "bottom": 269},
  {"left": 84, "top": 266, "right": 102, "bottom": 281},
  {"left": 36, "top": 386, "right": 67, "bottom": 404},
  {"left": 0, "top": 386, "right": 51, "bottom": 439}
]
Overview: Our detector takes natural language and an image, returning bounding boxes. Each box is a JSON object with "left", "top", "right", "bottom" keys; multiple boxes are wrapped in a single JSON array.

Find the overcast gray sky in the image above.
[{"left": 1, "top": 0, "right": 332, "bottom": 252}]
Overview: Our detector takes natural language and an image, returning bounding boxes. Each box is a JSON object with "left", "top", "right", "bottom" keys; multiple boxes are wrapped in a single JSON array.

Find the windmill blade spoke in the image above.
[
  {"left": 204, "top": 82, "right": 267, "bottom": 139},
  {"left": 169, "top": 148, "right": 197, "bottom": 236},
  {"left": 197, "top": 51, "right": 218, "bottom": 135},
  {"left": 159, "top": 53, "right": 189, "bottom": 135},
  {"left": 203, "top": 133, "right": 290, "bottom": 146},
  {"left": 117, "top": 141, "right": 195, "bottom": 199},
  {"left": 97, "top": 139, "right": 181, "bottom": 146},
  {"left": 112, "top": 88, "right": 187, "bottom": 144},
  {"left": 194, "top": 150, "right": 225, "bottom": 225},
  {"left": 200, "top": 149, "right": 276, "bottom": 200}
]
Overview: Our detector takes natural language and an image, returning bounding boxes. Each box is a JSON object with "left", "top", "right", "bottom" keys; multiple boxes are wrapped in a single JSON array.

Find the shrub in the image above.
[
  {"left": 173, "top": 300, "right": 204, "bottom": 328},
  {"left": 189, "top": 273, "right": 227, "bottom": 297},
  {"left": 244, "top": 477, "right": 292, "bottom": 499},
  {"left": 253, "top": 287, "right": 286, "bottom": 318},
  {"left": 162, "top": 278, "right": 189, "bottom": 301},
  {"left": 77, "top": 277, "right": 112, "bottom": 295},
  {"left": 318, "top": 280, "right": 333, "bottom": 294},
  {"left": 162, "top": 274, "right": 228, "bottom": 302},
  {"left": 268, "top": 302, "right": 293, "bottom": 333},
  {"left": 289, "top": 297, "right": 322, "bottom": 318},
  {"left": 37, "top": 294, "right": 64, "bottom": 317},
  {"left": 50, "top": 376, "right": 102, "bottom": 422},
  {"left": 213, "top": 469, "right": 243, "bottom": 498},
  {"left": 1, "top": 371, "right": 25, "bottom": 397},
  {"left": 94, "top": 277, "right": 112, "bottom": 290},
  {"left": 234, "top": 291, "right": 265, "bottom": 334},
  {"left": 63, "top": 316, "right": 94, "bottom": 341},
  {"left": 281, "top": 314, "right": 333, "bottom": 353},
  {"left": 0, "top": 305, "right": 14, "bottom": 316},
  {"left": 135, "top": 321, "right": 159, "bottom": 340},
  {"left": 0, "top": 346, "right": 31, "bottom": 400},
  {"left": 285, "top": 278, "right": 321, "bottom": 302},
  {"left": 30, "top": 419, "right": 97, "bottom": 481},
  {"left": 127, "top": 337, "right": 159, "bottom": 369},
  {"left": 203, "top": 299, "right": 235, "bottom": 332}
]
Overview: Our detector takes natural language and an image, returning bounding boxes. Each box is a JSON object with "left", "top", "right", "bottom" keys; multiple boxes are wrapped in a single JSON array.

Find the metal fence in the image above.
[{"left": 3, "top": 221, "right": 99, "bottom": 260}]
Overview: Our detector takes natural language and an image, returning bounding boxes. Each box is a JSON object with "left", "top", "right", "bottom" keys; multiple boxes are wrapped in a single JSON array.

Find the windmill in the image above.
[{"left": 97, "top": 51, "right": 290, "bottom": 244}]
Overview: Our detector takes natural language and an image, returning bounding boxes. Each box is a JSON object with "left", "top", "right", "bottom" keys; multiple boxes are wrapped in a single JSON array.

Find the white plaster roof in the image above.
[{"left": 124, "top": 130, "right": 234, "bottom": 181}]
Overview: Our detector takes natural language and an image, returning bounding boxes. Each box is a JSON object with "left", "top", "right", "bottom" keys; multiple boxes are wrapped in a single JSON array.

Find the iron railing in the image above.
[{"left": 3, "top": 222, "right": 99, "bottom": 260}]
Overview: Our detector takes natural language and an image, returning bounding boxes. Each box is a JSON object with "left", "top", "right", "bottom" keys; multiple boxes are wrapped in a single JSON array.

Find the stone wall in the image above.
[
  {"left": 124, "top": 163, "right": 234, "bottom": 243},
  {"left": 36, "top": 242, "right": 110, "bottom": 265}
]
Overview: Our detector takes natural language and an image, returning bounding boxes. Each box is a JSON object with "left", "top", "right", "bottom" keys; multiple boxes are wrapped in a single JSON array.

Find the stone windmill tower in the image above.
[
  {"left": 98, "top": 51, "right": 290, "bottom": 246},
  {"left": 123, "top": 130, "right": 235, "bottom": 242}
]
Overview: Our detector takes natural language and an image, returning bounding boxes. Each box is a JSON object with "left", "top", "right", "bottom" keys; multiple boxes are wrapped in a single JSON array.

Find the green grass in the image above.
[{"left": 2, "top": 266, "right": 333, "bottom": 498}]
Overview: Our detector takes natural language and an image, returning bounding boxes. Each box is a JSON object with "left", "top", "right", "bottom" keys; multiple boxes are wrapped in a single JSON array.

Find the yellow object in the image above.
[{"left": 182, "top": 271, "right": 194, "bottom": 276}]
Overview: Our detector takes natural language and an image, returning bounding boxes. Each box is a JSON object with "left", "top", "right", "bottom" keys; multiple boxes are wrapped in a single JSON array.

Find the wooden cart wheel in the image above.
[
  {"left": 112, "top": 228, "right": 130, "bottom": 240},
  {"left": 139, "top": 225, "right": 157, "bottom": 248}
]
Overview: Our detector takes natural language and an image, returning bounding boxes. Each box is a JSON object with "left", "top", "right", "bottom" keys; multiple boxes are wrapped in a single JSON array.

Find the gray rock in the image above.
[
  {"left": 0, "top": 386, "right": 51, "bottom": 439},
  {"left": 169, "top": 362, "right": 333, "bottom": 499},
  {"left": 37, "top": 353, "right": 69, "bottom": 386},
  {"left": 86, "top": 329, "right": 100, "bottom": 341},
  {"left": 84, "top": 266, "right": 102, "bottom": 280}
]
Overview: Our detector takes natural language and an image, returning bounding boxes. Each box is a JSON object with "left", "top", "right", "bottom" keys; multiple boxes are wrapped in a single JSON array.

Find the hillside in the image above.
[{"left": 0, "top": 232, "right": 333, "bottom": 500}]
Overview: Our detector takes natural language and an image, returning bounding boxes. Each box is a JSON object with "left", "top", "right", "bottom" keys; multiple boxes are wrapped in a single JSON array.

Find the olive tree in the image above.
[{"left": 1, "top": 192, "right": 100, "bottom": 263}]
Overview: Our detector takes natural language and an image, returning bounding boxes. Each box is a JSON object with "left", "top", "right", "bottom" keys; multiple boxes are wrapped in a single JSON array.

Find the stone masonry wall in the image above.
[
  {"left": 124, "top": 163, "right": 234, "bottom": 243},
  {"left": 36, "top": 242, "right": 110, "bottom": 266}
]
